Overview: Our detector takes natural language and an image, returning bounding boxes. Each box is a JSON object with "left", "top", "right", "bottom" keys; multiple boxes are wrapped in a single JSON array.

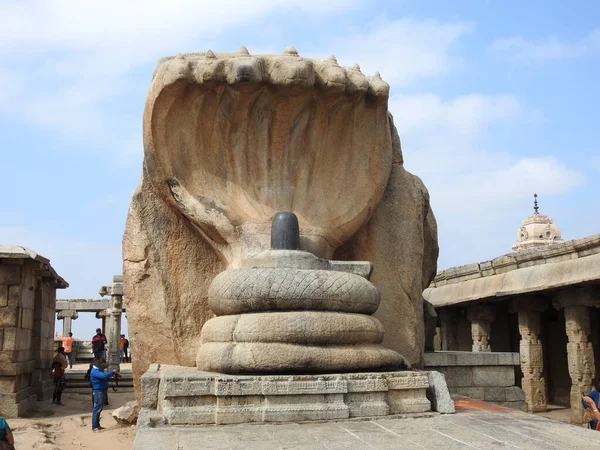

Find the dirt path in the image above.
[{"left": 7, "top": 391, "right": 136, "bottom": 449}]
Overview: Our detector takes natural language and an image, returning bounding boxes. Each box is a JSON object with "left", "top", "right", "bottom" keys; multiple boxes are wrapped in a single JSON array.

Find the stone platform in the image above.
[
  {"left": 133, "top": 397, "right": 600, "bottom": 449},
  {"left": 139, "top": 365, "right": 433, "bottom": 426},
  {"left": 424, "top": 351, "right": 527, "bottom": 411}
]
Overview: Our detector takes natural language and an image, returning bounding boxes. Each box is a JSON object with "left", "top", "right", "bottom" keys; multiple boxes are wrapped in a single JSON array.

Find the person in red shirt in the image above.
[
  {"left": 92, "top": 328, "right": 108, "bottom": 359},
  {"left": 56, "top": 332, "right": 75, "bottom": 369},
  {"left": 52, "top": 346, "right": 68, "bottom": 405}
]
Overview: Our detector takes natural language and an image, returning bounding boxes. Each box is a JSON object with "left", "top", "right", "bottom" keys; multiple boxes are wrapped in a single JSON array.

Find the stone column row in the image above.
[
  {"left": 437, "top": 305, "right": 496, "bottom": 352},
  {"left": 436, "top": 289, "right": 599, "bottom": 420}
]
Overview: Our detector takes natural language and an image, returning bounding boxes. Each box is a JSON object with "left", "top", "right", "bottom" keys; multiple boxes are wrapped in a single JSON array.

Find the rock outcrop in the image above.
[{"left": 124, "top": 48, "right": 438, "bottom": 399}]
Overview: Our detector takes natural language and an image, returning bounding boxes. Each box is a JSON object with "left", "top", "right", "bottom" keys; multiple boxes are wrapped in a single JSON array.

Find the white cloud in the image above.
[
  {"left": 0, "top": 226, "right": 122, "bottom": 299},
  {"left": 0, "top": 0, "right": 365, "bottom": 157},
  {"left": 389, "top": 93, "right": 585, "bottom": 269},
  {"left": 0, "top": 9, "right": 476, "bottom": 163},
  {"left": 327, "top": 18, "right": 474, "bottom": 85},
  {"left": 491, "top": 28, "right": 600, "bottom": 63},
  {"left": 0, "top": 0, "right": 363, "bottom": 51}
]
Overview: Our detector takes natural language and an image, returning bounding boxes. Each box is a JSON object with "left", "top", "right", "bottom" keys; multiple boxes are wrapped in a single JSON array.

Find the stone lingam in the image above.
[
  {"left": 125, "top": 47, "right": 442, "bottom": 426},
  {"left": 138, "top": 212, "right": 433, "bottom": 426},
  {"left": 198, "top": 211, "right": 407, "bottom": 374}
]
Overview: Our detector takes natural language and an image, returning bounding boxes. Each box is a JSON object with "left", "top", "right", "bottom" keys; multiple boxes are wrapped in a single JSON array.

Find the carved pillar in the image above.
[
  {"left": 438, "top": 308, "right": 459, "bottom": 351},
  {"left": 565, "top": 306, "right": 595, "bottom": 424},
  {"left": 57, "top": 309, "right": 78, "bottom": 336},
  {"left": 516, "top": 305, "right": 547, "bottom": 412},
  {"left": 555, "top": 287, "right": 598, "bottom": 424},
  {"left": 100, "top": 275, "right": 124, "bottom": 371},
  {"left": 467, "top": 304, "right": 495, "bottom": 352}
]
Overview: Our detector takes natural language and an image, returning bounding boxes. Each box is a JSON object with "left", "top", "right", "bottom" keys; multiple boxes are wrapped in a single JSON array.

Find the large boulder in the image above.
[{"left": 123, "top": 49, "right": 438, "bottom": 400}]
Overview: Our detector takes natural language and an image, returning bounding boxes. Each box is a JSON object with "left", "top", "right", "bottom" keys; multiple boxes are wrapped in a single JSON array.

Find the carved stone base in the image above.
[{"left": 139, "top": 365, "right": 432, "bottom": 426}]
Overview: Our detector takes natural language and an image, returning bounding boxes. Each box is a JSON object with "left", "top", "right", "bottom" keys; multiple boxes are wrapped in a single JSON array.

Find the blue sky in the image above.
[{"left": 1, "top": 1, "right": 598, "bottom": 338}]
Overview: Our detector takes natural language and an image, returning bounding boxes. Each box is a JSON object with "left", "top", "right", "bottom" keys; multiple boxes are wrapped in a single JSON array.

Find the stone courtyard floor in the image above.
[{"left": 133, "top": 398, "right": 600, "bottom": 449}]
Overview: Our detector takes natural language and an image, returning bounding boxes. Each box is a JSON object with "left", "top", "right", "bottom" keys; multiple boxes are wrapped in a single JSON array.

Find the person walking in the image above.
[
  {"left": 90, "top": 356, "right": 118, "bottom": 432},
  {"left": 0, "top": 417, "right": 15, "bottom": 450},
  {"left": 55, "top": 331, "right": 75, "bottom": 369},
  {"left": 92, "top": 328, "right": 108, "bottom": 359},
  {"left": 51, "top": 346, "right": 68, "bottom": 405}
]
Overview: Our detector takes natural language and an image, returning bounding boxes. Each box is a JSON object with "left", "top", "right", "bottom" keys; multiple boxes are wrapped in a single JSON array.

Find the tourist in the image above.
[
  {"left": 583, "top": 394, "right": 600, "bottom": 430},
  {"left": 119, "top": 334, "right": 128, "bottom": 363},
  {"left": 583, "top": 378, "right": 600, "bottom": 429},
  {"left": 51, "top": 346, "right": 68, "bottom": 405},
  {"left": 90, "top": 356, "right": 118, "bottom": 432},
  {"left": 0, "top": 417, "right": 14, "bottom": 449},
  {"left": 55, "top": 331, "right": 75, "bottom": 369},
  {"left": 123, "top": 335, "right": 130, "bottom": 363},
  {"left": 92, "top": 328, "right": 108, "bottom": 359}
]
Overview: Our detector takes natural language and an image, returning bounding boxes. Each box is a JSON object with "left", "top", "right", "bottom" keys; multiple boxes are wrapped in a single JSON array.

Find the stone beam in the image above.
[
  {"left": 425, "top": 252, "right": 600, "bottom": 307},
  {"left": 56, "top": 299, "right": 118, "bottom": 312}
]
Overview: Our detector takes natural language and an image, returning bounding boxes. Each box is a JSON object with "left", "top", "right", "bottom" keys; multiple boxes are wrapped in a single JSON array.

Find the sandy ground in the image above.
[{"left": 7, "top": 390, "right": 136, "bottom": 450}]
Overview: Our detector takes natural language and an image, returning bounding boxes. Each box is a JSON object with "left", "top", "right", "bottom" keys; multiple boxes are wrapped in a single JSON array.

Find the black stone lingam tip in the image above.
[{"left": 271, "top": 212, "right": 300, "bottom": 250}]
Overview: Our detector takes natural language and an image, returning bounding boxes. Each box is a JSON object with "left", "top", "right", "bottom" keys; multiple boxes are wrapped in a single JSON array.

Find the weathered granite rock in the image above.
[
  {"left": 124, "top": 49, "right": 438, "bottom": 398},
  {"left": 426, "top": 371, "right": 455, "bottom": 414},
  {"left": 334, "top": 124, "right": 438, "bottom": 365},
  {"left": 424, "top": 300, "right": 438, "bottom": 352},
  {"left": 112, "top": 400, "right": 139, "bottom": 425}
]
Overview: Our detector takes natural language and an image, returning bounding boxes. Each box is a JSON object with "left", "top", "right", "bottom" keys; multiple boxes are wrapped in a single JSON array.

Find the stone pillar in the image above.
[
  {"left": 438, "top": 308, "right": 459, "bottom": 351},
  {"left": 565, "top": 305, "right": 595, "bottom": 424},
  {"left": 100, "top": 275, "right": 124, "bottom": 371},
  {"left": 467, "top": 305, "right": 495, "bottom": 352},
  {"left": 56, "top": 310, "right": 78, "bottom": 336},
  {"left": 555, "top": 288, "right": 598, "bottom": 424},
  {"left": 516, "top": 306, "right": 547, "bottom": 412}
]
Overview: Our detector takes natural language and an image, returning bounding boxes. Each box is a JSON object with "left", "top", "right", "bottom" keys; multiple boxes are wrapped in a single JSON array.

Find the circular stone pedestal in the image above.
[{"left": 197, "top": 250, "right": 405, "bottom": 373}]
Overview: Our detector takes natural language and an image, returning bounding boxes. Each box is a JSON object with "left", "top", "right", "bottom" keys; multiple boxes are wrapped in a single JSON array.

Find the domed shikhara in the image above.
[
  {"left": 144, "top": 48, "right": 393, "bottom": 265},
  {"left": 512, "top": 194, "right": 563, "bottom": 251}
]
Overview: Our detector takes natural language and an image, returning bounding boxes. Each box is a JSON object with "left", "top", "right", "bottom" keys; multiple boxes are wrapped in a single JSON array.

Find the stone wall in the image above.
[
  {"left": 424, "top": 351, "right": 527, "bottom": 411},
  {"left": 0, "top": 246, "right": 67, "bottom": 417}
]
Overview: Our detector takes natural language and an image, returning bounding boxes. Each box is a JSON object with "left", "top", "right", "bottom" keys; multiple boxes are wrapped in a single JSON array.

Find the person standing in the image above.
[
  {"left": 92, "top": 328, "right": 108, "bottom": 359},
  {"left": 119, "top": 334, "right": 127, "bottom": 363},
  {"left": 56, "top": 332, "right": 75, "bottom": 369},
  {"left": 90, "top": 356, "right": 118, "bottom": 432},
  {"left": 123, "top": 335, "right": 130, "bottom": 363},
  {"left": 583, "top": 378, "right": 600, "bottom": 429},
  {"left": 52, "top": 346, "right": 68, "bottom": 405},
  {"left": 0, "top": 417, "right": 15, "bottom": 449}
]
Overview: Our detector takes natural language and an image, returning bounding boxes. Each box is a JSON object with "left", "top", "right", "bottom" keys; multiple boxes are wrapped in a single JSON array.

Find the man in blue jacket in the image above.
[{"left": 90, "top": 356, "right": 119, "bottom": 432}]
